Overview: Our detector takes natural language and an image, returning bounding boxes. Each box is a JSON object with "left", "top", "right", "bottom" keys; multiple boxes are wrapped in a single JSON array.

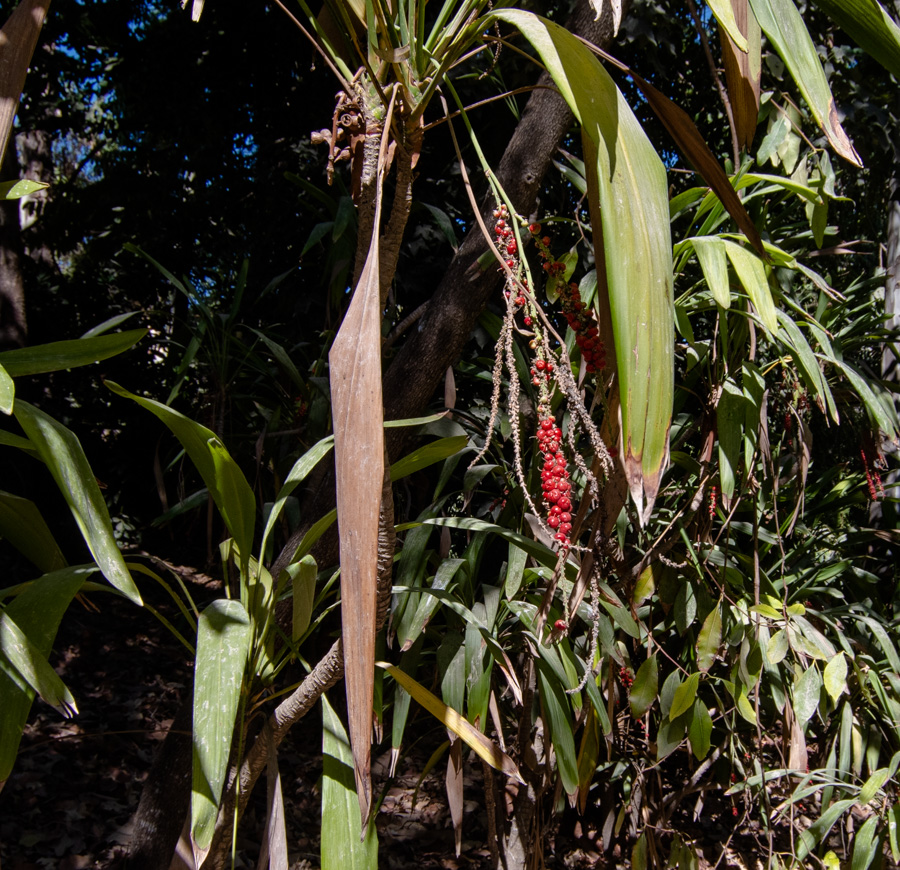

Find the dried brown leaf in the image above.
[{"left": 0, "top": 0, "right": 52, "bottom": 166}]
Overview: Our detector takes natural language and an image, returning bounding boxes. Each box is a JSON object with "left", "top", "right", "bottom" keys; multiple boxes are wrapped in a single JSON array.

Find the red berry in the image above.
[
  {"left": 554, "top": 619, "right": 568, "bottom": 632},
  {"left": 523, "top": 316, "right": 532, "bottom": 326}
]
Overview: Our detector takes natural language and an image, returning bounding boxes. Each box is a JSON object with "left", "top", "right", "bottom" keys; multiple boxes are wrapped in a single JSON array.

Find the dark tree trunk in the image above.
[{"left": 0, "top": 141, "right": 27, "bottom": 348}]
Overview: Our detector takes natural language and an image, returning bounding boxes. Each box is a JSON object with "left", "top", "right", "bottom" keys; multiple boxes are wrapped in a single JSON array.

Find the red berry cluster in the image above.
[
  {"left": 558, "top": 281, "right": 606, "bottom": 372},
  {"left": 618, "top": 666, "right": 634, "bottom": 689},
  {"left": 708, "top": 483, "right": 717, "bottom": 518},
  {"left": 529, "top": 356, "right": 555, "bottom": 388},
  {"left": 529, "top": 224, "right": 606, "bottom": 373},
  {"left": 493, "top": 205, "right": 533, "bottom": 326},
  {"left": 861, "top": 446, "right": 885, "bottom": 501},
  {"left": 538, "top": 411, "right": 573, "bottom": 547}
]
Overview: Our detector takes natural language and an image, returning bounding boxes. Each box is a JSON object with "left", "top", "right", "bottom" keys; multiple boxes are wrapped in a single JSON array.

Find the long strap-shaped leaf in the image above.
[
  {"left": 328, "top": 89, "right": 394, "bottom": 824},
  {"left": 493, "top": 10, "right": 674, "bottom": 523},
  {"left": 749, "top": 0, "right": 861, "bottom": 166},
  {"left": 810, "top": 0, "right": 900, "bottom": 82},
  {"left": 14, "top": 402, "right": 142, "bottom": 604}
]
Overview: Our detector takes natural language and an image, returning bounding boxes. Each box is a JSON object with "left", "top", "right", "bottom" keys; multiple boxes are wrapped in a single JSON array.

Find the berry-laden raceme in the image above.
[{"left": 537, "top": 408, "right": 572, "bottom": 548}]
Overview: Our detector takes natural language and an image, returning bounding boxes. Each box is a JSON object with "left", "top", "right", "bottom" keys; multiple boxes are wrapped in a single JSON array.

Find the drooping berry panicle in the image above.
[
  {"left": 558, "top": 281, "right": 606, "bottom": 372},
  {"left": 493, "top": 204, "right": 534, "bottom": 326},
  {"left": 537, "top": 406, "right": 573, "bottom": 548},
  {"left": 861, "top": 445, "right": 885, "bottom": 501},
  {"left": 529, "top": 224, "right": 606, "bottom": 373}
]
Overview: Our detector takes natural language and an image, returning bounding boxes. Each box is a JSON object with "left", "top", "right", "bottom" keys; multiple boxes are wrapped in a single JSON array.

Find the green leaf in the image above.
[
  {"left": 691, "top": 236, "right": 731, "bottom": 308},
  {"left": 888, "top": 804, "right": 900, "bottom": 863},
  {"left": 291, "top": 555, "right": 318, "bottom": 641},
  {"left": 378, "top": 662, "right": 522, "bottom": 783},
  {"left": 14, "top": 402, "right": 141, "bottom": 605},
  {"left": 80, "top": 311, "right": 140, "bottom": 339},
  {"left": 722, "top": 240, "right": 779, "bottom": 334},
  {"left": 749, "top": 0, "right": 861, "bottom": 165},
  {"left": 0, "top": 491, "right": 66, "bottom": 574},
  {"left": 858, "top": 767, "right": 890, "bottom": 806},
  {"left": 493, "top": 8, "right": 673, "bottom": 523},
  {"left": 793, "top": 665, "right": 822, "bottom": 727},
  {"left": 321, "top": 693, "right": 378, "bottom": 870},
  {"left": 824, "top": 652, "right": 848, "bottom": 703},
  {"left": 833, "top": 359, "right": 897, "bottom": 436},
  {"left": 0, "top": 608, "right": 77, "bottom": 716},
  {"left": 0, "top": 179, "right": 48, "bottom": 200},
  {"left": 536, "top": 659, "right": 579, "bottom": 795},
  {"left": 697, "top": 604, "right": 722, "bottom": 672},
  {"left": 717, "top": 379, "right": 745, "bottom": 504},
  {"left": 707, "top": 0, "right": 750, "bottom": 51},
  {"left": 399, "top": 558, "right": 466, "bottom": 651},
  {"left": 797, "top": 799, "right": 856, "bottom": 861},
  {"left": 767, "top": 629, "right": 790, "bottom": 665},
  {"left": 0, "top": 566, "right": 89, "bottom": 783},
  {"left": 811, "top": 0, "right": 900, "bottom": 81},
  {"left": 260, "top": 436, "right": 334, "bottom": 559},
  {"left": 0, "top": 363, "right": 13, "bottom": 414},
  {"left": 670, "top": 672, "right": 699, "bottom": 720},
  {"left": 851, "top": 814, "right": 880, "bottom": 870},
  {"left": 504, "top": 541, "right": 528, "bottom": 600},
  {"left": 777, "top": 311, "right": 839, "bottom": 424},
  {"left": 390, "top": 436, "right": 467, "bottom": 481},
  {"left": 632, "top": 832, "right": 648, "bottom": 870},
  {"left": 628, "top": 655, "right": 659, "bottom": 719},
  {"left": 191, "top": 599, "right": 251, "bottom": 860},
  {"left": 0, "top": 330, "right": 146, "bottom": 377},
  {"left": 106, "top": 382, "right": 256, "bottom": 571},
  {"left": 688, "top": 699, "right": 713, "bottom": 760},
  {"left": 629, "top": 655, "right": 658, "bottom": 719}
]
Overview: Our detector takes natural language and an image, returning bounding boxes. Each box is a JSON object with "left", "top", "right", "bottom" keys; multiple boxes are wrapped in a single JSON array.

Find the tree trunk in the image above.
[{"left": 0, "top": 140, "right": 27, "bottom": 348}]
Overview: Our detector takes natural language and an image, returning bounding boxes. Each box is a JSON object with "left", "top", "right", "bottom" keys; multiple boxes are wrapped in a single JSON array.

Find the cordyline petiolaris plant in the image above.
[{"left": 115, "top": 1, "right": 900, "bottom": 869}]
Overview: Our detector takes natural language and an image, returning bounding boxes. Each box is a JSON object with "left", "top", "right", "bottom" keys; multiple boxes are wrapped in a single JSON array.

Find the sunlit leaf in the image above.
[
  {"left": 0, "top": 567, "right": 92, "bottom": 784},
  {"left": 721, "top": 0, "right": 762, "bottom": 149},
  {"left": 191, "top": 599, "right": 251, "bottom": 861},
  {"left": 749, "top": 0, "right": 861, "bottom": 165},
  {"left": 378, "top": 662, "right": 523, "bottom": 783},
  {"left": 291, "top": 555, "right": 318, "bottom": 641},
  {"left": 0, "top": 608, "right": 77, "bottom": 717},
  {"left": 811, "top": 0, "right": 900, "bottom": 81},
  {"left": 670, "top": 673, "right": 699, "bottom": 720},
  {"left": 697, "top": 604, "right": 722, "bottom": 672},
  {"left": 321, "top": 694, "right": 378, "bottom": 870},
  {"left": 0, "top": 330, "right": 145, "bottom": 377},
  {"left": 14, "top": 402, "right": 141, "bottom": 605},
  {"left": 824, "top": 652, "right": 848, "bottom": 703},
  {"left": 793, "top": 665, "right": 822, "bottom": 727},
  {"left": 106, "top": 382, "right": 256, "bottom": 575},
  {"left": 691, "top": 236, "right": 730, "bottom": 308},
  {"left": 723, "top": 240, "right": 779, "bottom": 334},
  {"left": 494, "top": 9, "right": 674, "bottom": 523}
]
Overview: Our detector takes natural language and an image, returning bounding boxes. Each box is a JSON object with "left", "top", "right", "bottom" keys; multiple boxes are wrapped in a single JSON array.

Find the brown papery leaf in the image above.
[
  {"left": 579, "top": 38, "right": 766, "bottom": 258},
  {"left": 721, "top": 0, "right": 761, "bottom": 150},
  {"left": 329, "top": 109, "right": 390, "bottom": 824},
  {"left": 0, "top": 0, "right": 52, "bottom": 167}
]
